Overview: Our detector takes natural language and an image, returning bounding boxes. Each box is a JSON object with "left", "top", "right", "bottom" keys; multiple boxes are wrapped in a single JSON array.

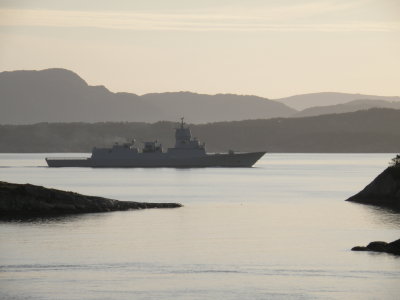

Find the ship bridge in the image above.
[{"left": 169, "top": 118, "right": 205, "bottom": 155}]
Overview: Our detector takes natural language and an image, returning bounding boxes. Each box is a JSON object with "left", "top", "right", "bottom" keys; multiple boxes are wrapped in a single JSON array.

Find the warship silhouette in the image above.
[{"left": 46, "top": 118, "right": 266, "bottom": 168}]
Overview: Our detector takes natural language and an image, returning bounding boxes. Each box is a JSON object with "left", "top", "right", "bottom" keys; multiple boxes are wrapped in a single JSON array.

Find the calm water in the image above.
[{"left": 0, "top": 153, "right": 399, "bottom": 300}]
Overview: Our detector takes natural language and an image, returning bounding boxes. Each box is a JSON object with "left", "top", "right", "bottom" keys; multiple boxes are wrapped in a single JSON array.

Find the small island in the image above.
[
  {"left": 0, "top": 181, "right": 182, "bottom": 218},
  {"left": 346, "top": 154, "right": 400, "bottom": 210},
  {"left": 347, "top": 155, "right": 400, "bottom": 255},
  {"left": 352, "top": 239, "right": 400, "bottom": 255}
]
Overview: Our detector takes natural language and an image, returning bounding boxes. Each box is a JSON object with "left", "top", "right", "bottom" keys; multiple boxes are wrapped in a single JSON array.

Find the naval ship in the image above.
[{"left": 46, "top": 119, "right": 266, "bottom": 168}]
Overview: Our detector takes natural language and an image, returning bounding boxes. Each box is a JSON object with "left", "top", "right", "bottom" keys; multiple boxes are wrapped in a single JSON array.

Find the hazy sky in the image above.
[{"left": 0, "top": 0, "right": 399, "bottom": 98}]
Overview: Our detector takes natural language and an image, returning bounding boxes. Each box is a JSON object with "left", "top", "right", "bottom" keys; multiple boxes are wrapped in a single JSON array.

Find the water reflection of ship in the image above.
[{"left": 46, "top": 118, "right": 266, "bottom": 168}]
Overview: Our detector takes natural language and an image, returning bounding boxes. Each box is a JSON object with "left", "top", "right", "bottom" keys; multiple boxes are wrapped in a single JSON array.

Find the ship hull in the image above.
[{"left": 46, "top": 152, "right": 266, "bottom": 168}]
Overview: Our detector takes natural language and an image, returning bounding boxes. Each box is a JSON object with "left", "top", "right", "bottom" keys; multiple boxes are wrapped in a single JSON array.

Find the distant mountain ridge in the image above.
[
  {"left": 1, "top": 68, "right": 399, "bottom": 125},
  {"left": 293, "top": 99, "right": 400, "bottom": 118},
  {"left": 0, "top": 68, "right": 295, "bottom": 124},
  {"left": 275, "top": 92, "right": 400, "bottom": 110}
]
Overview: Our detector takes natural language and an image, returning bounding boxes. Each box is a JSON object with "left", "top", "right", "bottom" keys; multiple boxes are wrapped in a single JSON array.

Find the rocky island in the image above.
[
  {"left": 346, "top": 155, "right": 400, "bottom": 210},
  {"left": 0, "top": 181, "right": 182, "bottom": 218},
  {"left": 347, "top": 155, "right": 400, "bottom": 255},
  {"left": 352, "top": 239, "right": 400, "bottom": 255}
]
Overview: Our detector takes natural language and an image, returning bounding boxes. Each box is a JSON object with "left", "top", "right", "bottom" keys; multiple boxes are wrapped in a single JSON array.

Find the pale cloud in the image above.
[
  {"left": 213, "top": 0, "right": 360, "bottom": 21},
  {"left": 0, "top": 0, "right": 399, "bottom": 33}
]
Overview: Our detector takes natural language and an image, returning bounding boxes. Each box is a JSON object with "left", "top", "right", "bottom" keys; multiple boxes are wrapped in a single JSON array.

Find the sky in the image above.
[{"left": 0, "top": 0, "right": 399, "bottom": 98}]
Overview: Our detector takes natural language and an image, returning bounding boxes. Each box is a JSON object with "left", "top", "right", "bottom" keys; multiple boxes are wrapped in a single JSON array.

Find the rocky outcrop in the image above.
[
  {"left": 352, "top": 239, "right": 400, "bottom": 255},
  {"left": 348, "top": 160, "right": 400, "bottom": 256},
  {"left": 346, "top": 166, "right": 400, "bottom": 210},
  {"left": 0, "top": 181, "right": 182, "bottom": 218}
]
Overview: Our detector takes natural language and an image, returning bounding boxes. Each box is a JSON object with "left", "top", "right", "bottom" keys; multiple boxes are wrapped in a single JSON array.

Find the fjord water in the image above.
[{"left": 0, "top": 154, "right": 399, "bottom": 300}]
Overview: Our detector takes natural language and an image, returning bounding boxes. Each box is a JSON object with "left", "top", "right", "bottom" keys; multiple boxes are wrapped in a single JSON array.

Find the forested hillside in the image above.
[{"left": 1, "top": 108, "right": 399, "bottom": 153}]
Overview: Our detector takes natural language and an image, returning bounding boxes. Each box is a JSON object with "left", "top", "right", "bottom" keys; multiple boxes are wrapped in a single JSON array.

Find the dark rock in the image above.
[
  {"left": 365, "top": 241, "right": 388, "bottom": 252},
  {"left": 386, "top": 239, "right": 400, "bottom": 255},
  {"left": 0, "top": 181, "right": 182, "bottom": 218},
  {"left": 346, "top": 166, "right": 400, "bottom": 210},
  {"left": 351, "top": 246, "right": 368, "bottom": 251},
  {"left": 351, "top": 239, "right": 400, "bottom": 256}
]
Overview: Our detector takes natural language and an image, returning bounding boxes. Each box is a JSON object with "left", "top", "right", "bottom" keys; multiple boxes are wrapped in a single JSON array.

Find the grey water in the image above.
[{"left": 0, "top": 153, "right": 399, "bottom": 300}]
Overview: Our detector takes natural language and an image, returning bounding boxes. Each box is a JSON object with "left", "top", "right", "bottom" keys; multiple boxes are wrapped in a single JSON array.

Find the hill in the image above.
[
  {"left": 294, "top": 99, "right": 400, "bottom": 118},
  {"left": 0, "top": 108, "right": 399, "bottom": 153},
  {"left": 274, "top": 92, "right": 400, "bottom": 110},
  {"left": 0, "top": 68, "right": 295, "bottom": 124},
  {"left": 3, "top": 68, "right": 400, "bottom": 124}
]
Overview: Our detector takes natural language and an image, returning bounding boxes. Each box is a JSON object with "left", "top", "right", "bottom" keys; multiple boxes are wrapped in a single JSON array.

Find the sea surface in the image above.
[{"left": 0, "top": 153, "right": 399, "bottom": 300}]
